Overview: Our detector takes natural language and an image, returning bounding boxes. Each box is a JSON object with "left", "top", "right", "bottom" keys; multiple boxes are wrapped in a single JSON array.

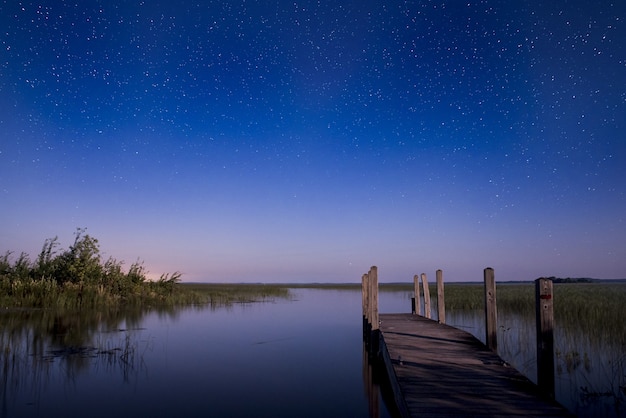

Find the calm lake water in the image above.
[
  {"left": 2, "top": 287, "right": 624, "bottom": 417},
  {"left": 2, "top": 289, "right": 396, "bottom": 418}
]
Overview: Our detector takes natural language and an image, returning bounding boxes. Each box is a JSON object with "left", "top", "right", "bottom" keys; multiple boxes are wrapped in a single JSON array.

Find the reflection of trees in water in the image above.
[
  {"left": 39, "top": 330, "right": 147, "bottom": 386},
  {"left": 2, "top": 316, "right": 54, "bottom": 417},
  {"left": 0, "top": 304, "right": 184, "bottom": 414},
  {"left": 96, "top": 331, "right": 148, "bottom": 383}
]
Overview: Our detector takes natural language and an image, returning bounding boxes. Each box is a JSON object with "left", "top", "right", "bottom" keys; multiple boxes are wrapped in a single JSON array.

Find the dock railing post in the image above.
[
  {"left": 484, "top": 267, "right": 497, "bottom": 352},
  {"left": 412, "top": 274, "right": 420, "bottom": 315},
  {"left": 368, "top": 266, "right": 379, "bottom": 357},
  {"left": 436, "top": 269, "right": 445, "bottom": 324},
  {"left": 535, "top": 277, "right": 555, "bottom": 399},
  {"left": 362, "top": 273, "right": 369, "bottom": 336},
  {"left": 421, "top": 273, "right": 431, "bottom": 319},
  {"left": 369, "top": 266, "right": 379, "bottom": 332}
]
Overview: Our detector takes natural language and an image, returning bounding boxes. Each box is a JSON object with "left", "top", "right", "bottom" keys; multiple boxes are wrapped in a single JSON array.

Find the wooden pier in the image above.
[{"left": 362, "top": 266, "right": 573, "bottom": 418}]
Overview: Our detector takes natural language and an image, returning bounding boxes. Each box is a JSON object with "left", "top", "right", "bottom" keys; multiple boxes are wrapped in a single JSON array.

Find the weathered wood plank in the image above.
[{"left": 378, "top": 314, "right": 572, "bottom": 417}]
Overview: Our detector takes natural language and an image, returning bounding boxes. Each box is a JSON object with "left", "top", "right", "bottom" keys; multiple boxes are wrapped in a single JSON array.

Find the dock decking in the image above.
[{"left": 377, "top": 313, "right": 572, "bottom": 417}]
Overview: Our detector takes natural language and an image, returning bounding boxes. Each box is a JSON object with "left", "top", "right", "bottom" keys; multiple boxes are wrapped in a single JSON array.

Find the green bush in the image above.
[{"left": 0, "top": 229, "right": 190, "bottom": 309}]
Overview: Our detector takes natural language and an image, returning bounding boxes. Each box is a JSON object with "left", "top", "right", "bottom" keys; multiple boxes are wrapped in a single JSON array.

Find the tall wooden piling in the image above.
[
  {"left": 421, "top": 273, "right": 431, "bottom": 319},
  {"left": 365, "top": 266, "right": 379, "bottom": 357},
  {"left": 484, "top": 267, "right": 497, "bottom": 352},
  {"left": 412, "top": 274, "right": 420, "bottom": 315},
  {"left": 362, "top": 273, "right": 369, "bottom": 331},
  {"left": 436, "top": 269, "right": 445, "bottom": 324},
  {"left": 362, "top": 267, "right": 380, "bottom": 357},
  {"left": 369, "top": 266, "right": 379, "bottom": 331},
  {"left": 535, "top": 277, "right": 555, "bottom": 398}
]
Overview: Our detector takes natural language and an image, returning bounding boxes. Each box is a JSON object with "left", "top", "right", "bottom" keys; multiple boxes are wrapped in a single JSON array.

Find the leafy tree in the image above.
[
  {"left": 102, "top": 257, "right": 125, "bottom": 290},
  {"left": 55, "top": 228, "right": 102, "bottom": 284}
]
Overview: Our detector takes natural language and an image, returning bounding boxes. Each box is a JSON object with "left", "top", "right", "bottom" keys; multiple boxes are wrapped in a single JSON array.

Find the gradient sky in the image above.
[{"left": 1, "top": 1, "right": 625, "bottom": 283}]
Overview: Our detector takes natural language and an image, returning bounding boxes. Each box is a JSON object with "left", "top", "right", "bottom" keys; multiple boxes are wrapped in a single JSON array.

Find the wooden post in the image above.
[
  {"left": 369, "top": 266, "right": 379, "bottom": 331},
  {"left": 362, "top": 273, "right": 369, "bottom": 331},
  {"left": 535, "top": 277, "right": 555, "bottom": 398},
  {"left": 421, "top": 273, "right": 431, "bottom": 319},
  {"left": 367, "top": 266, "right": 379, "bottom": 358},
  {"left": 412, "top": 274, "right": 420, "bottom": 315},
  {"left": 436, "top": 269, "right": 445, "bottom": 324},
  {"left": 484, "top": 267, "right": 497, "bottom": 352}
]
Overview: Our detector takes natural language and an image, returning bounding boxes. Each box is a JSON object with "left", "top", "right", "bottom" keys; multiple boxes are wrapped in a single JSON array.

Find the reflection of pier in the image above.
[
  {"left": 362, "top": 266, "right": 573, "bottom": 417},
  {"left": 362, "top": 343, "right": 380, "bottom": 417}
]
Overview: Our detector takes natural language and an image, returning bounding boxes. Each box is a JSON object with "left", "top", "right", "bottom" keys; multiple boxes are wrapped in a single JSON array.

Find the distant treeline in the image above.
[
  {"left": 0, "top": 228, "right": 188, "bottom": 309},
  {"left": 547, "top": 277, "right": 598, "bottom": 283},
  {"left": 493, "top": 277, "right": 625, "bottom": 284}
]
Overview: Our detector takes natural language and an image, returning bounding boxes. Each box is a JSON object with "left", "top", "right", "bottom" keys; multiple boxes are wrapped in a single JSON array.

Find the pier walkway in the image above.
[{"left": 376, "top": 314, "right": 572, "bottom": 417}]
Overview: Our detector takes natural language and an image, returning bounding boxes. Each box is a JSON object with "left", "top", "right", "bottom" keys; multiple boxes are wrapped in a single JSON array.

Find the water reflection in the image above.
[
  {"left": 363, "top": 343, "right": 380, "bottom": 417},
  {"left": 1, "top": 307, "right": 159, "bottom": 417},
  {"left": 362, "top": 340, "right": 402, "bottom": 418},
  {"left": 3, "top": 287, "right": 622, "bottom": 418},
  {"left": 1, "top": 290, "right": 395, "bottom": 418}
]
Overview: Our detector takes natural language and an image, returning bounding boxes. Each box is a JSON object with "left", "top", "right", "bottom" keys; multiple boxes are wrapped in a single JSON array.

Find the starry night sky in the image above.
[{"left": 1, "top": 1, "right": 625, "bottom": 282}]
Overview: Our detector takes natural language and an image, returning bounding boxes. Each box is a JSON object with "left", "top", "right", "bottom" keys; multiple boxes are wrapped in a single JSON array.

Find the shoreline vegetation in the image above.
[
  {"left": 2, "top": 229, "right": 624, "bottom": 319},
  {"left": 0, "top": 229, "right": 290, "bottom": 310}
]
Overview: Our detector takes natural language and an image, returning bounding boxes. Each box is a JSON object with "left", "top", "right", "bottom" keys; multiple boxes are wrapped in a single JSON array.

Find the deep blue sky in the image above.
[{"left": 1, "top": 1, "right": 625, "bottom": 282}]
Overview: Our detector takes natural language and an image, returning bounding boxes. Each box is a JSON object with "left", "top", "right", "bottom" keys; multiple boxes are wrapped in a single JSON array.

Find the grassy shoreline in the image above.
[
  {"left": 179, "top": 283, "right": 292, "bottom": 305},
  {"left": 0, "top": 230, "right": 293, "bottom": 310},
  {"left": 3, "top": 230, "right": 624, "bottom": 314}
]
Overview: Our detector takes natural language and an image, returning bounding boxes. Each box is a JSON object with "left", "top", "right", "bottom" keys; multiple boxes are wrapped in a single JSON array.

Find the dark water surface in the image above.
[
  {"left": 2, "top": 289, "right": 393, "bottom": 418},
  {"left": 3, "top": 287, "right": 624, "bottom": 417}
]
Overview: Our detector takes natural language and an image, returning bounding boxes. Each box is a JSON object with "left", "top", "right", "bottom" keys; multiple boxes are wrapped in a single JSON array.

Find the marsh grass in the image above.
[
  {"left": 441, "top": 282, "right": 626, "bottom": 345},
  {"left": 1, "top": 230, "right": 201, "bottom": 309},
  {"left": 180, "top": 283, "right": 292, "bottom": 305},
  {"left": 552, "top": 283, "right": 626, "bottom": 345},
  {"left": 406, "top": 280, "right": 626, "bottom": 416},
  {"left": 405, "top": 281, "right": 626, "bottom": 339},
  {"left": 284, "top": 283, "right": 362, "bottom": 291}
]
